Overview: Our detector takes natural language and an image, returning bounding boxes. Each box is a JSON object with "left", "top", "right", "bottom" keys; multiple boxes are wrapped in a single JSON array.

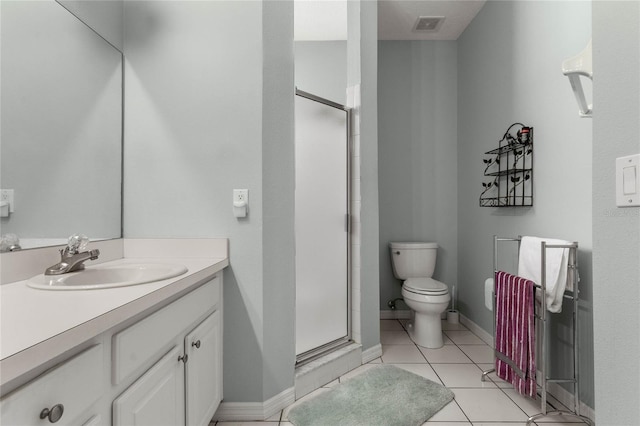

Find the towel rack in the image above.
[{"left": 481, "top": 236, "right": 593, "bottom": 426}]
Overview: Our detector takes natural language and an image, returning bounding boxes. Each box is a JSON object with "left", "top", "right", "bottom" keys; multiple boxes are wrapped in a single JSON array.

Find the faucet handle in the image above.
[
  {"left": 0, "top": 233, "right": 21, "bottom": 252},
  {"left": 67, "top": 234, "right": 89, "bottom": 254}
]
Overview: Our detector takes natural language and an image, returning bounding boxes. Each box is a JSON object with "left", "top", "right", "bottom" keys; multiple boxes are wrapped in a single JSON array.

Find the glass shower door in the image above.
[{"left": 295, "top": 90, "right": 350, "bottom": 363}]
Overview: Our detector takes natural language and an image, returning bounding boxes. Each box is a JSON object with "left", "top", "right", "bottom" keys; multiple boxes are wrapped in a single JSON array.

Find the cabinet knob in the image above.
[
  {"left": 191, "top": 340, "right": 201, "bottom": 349},
  {"left": 178, "top": 354, "right": 188, "bottom": 363},
  {"left": 40, "top": 404, "right": 64, "bottom": 423}
]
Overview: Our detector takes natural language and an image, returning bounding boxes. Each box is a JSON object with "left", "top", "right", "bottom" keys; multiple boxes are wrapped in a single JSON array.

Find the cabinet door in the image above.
[
  {"left": 185, "top": 311, "right": 221, "bottom": 426},
  {"left": 113, "top": 346, "right": 185, "bottom": 426}
]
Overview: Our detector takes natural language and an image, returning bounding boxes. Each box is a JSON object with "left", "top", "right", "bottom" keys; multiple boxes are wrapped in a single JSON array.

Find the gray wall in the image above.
[
  {"left": 123, "top": 0, "right": 294, "bottom": 403},
  {"left": 378, "top": 41, "right": 458, "bottom": 311},
  {"left": 592, "top": 1, "right": 640, "bottom": 423},
  {"left": 349, "top": 0, "right": 381, "bottom": 352},
  {"left": 457, "top": 0, "right": 594, "bottom": 407},
  {"left": 58, "top": 0, "right": 124, "bottom": 50},
  {"left": 294, "top": 41, "right": 347, "bottom": 103},
  {"left": 262, "top": 0, "right": 296, "bottom": 401},
  {"left": 1, "top": 0, "right": 121, "bottom": 241}
]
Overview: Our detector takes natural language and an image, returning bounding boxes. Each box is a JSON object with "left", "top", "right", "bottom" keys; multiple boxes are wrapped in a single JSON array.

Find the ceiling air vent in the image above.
[{"left": 412, "top": 16, "right": 445, "bottom": 32}]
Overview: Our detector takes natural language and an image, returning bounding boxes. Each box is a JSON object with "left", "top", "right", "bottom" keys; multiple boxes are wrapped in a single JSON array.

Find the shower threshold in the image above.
[{"left": 294, "top": 341, "right": 362, "bottom": 399}]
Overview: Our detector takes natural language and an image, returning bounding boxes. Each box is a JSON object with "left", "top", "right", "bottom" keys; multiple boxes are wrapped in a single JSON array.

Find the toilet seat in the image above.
[{"left": 403, "top": 278, "right": 449, "bottom": 296}]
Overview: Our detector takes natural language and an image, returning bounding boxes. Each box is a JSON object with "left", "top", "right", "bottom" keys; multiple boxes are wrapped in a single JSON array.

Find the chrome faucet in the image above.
[{"left": 45, "top": 234, "right": 100, "bottom": 275}]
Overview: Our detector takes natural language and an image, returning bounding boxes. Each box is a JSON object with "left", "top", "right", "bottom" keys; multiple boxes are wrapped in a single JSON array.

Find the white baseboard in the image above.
[
  {"left": 380, "top": 309, "right": 411, "bottom": 320},
  {"left": 264, "top": 386, "right": 296, "bottom": 420},
  {"left": 361, "top": 343, "right": 382, "bottom": 363},
  {"left": 546, "top": 380, "right": 595, "bottom": 423},
  {"left": 459, "top": 313, "right": 493, "bottom": 346},
  {"left": 214, "top": 386, "right": 295, "bottom": 421}
]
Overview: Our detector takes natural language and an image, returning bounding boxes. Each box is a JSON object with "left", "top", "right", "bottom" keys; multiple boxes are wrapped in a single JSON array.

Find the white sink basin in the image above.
[{"left": 27, "top": 263, "right": 188, "bottom": 290}]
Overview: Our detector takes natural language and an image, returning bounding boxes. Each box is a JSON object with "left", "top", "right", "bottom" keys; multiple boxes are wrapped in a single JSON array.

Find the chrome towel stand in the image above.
[{"left": 481, "top": 235, "right": 593, "bottom": 426}]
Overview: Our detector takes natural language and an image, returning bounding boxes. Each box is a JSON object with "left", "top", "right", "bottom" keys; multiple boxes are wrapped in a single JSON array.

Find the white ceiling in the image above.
[
  {"left": 379, "top": 0, "right": 486, "bottom": 40},
  {"left": 294, "top": 0, "right": 486, "bottom": 41}
]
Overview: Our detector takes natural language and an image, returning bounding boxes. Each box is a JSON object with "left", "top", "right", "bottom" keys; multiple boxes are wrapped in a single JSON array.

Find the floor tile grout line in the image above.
[
  {"left": 449, "top": 320, "right": 553, "bottom": 423},
  {"left": 219, "top": 321, "right": 565, "bottom": 426},
  {"left": 438, "top": 324, "right": 530, "bottom": 424},
  {"left": 220, "top": 323, "right": 536, "bottom": 425},
  {"left": 485, "top": 368, "right": 537, "bottom": 422},
  {"left": 396, "top": 320, "right": 476, "bottom": 425}
]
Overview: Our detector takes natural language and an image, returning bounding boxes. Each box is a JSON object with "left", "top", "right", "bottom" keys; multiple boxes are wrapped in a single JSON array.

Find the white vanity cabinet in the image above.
[
  {"left": 112, "top": 276, "right": 223, "bottom": 426},
  {"left": 0, "top": 344, "right": 103, "bottom": 426},
  {"left": 0, "top": 273, "right": 223, "bottom": 426}
]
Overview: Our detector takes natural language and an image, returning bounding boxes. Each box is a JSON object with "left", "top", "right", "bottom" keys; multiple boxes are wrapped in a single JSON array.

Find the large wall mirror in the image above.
[{"left": 1, "top": 0, "right": 123, "bottom": 250}]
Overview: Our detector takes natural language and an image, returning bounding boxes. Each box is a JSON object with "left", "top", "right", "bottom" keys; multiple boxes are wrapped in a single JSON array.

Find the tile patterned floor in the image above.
[{"left": 214, "top": 320, "right": 590, "bottom": 426}]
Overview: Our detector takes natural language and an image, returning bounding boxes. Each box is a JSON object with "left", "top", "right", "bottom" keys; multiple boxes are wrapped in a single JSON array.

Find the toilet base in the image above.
[{"left": 406, "top": 312, "right": 444, "bottom": 349}]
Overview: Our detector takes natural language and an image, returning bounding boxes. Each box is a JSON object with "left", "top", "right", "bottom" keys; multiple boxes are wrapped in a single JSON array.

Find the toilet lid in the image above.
[
  {"left": 389, "top": 242, "right": 438, "bottom": 250},
  {"left": 403, "top": 278, "right": 449, "bottom": 295}
]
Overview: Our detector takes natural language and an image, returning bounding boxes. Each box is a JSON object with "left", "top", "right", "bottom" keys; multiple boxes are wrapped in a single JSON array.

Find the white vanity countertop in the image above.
[{"left": 0, "top": 238, "right": 228, "bottom": 393}]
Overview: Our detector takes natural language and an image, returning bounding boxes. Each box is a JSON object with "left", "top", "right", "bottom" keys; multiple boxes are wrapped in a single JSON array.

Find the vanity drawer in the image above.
[
  {"left": 112, "top": 276, "right": 220, "bottom": 385},
  {"left": 0, "top": 344, "right": 103, "bottom": 426}
]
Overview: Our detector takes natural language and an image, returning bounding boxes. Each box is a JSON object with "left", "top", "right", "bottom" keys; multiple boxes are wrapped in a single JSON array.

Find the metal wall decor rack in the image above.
[
  {"left": 481, "top": 236, "right": 593, "bottom": 426},
  {"left": 480, "top": 123, "right": 533, "bottom": 207}
]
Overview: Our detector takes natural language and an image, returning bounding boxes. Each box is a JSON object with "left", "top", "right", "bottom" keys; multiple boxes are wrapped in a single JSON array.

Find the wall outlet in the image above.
[
  {"left": 233, "top": 189, "right": 248, "bottom": 204},
  {"left": 233, "top": 189, "right": 248, "bottom": 218},
  {"left": 1, "top": 189, "right": 14, "bottom": 213}
]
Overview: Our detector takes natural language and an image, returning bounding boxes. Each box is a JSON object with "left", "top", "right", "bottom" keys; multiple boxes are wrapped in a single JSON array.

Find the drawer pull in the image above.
[
  {"left": 40, "top": 404, "right": 64, "bottom": 423},
  {"left": 178, "top": 354, "right": 188, "bottom": 363},
  {"left": 191, "top": 340, "right": 201, "bottom": 349}
]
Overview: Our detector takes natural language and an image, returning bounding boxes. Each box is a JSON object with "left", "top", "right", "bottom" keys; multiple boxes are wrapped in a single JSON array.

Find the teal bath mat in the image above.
[{"left": 288, "top": 365, "right": 454, "bottom": 426}]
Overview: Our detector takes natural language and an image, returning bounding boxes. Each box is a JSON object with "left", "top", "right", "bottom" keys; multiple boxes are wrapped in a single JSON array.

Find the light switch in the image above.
[
  {"left": 616, "top": 154, "right": 640, "bottom": 207},
  {"left": 623, "top": 166, "right": 637, "bottom": 194}
]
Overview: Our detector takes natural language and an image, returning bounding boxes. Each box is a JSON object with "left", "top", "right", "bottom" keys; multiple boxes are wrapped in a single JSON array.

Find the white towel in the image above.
[
  {"left": 517, "top": 236, "right": 572, "bottom": 313},
  {"left": 485, "top": 278, "right": 494, "bottom": 311}
]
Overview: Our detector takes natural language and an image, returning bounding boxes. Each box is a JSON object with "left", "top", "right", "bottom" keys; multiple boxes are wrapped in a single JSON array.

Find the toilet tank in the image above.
[{"left": 389, "top": 242, "right": 438, "bottom": 279}]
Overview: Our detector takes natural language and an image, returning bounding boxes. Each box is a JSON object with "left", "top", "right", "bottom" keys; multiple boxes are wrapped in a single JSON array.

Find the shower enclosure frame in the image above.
[{"left": 294, "top": 88, "right": 353, "bottom": 367}]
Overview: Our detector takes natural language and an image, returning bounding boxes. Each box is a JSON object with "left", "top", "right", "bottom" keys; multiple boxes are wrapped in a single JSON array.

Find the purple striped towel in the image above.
[{"left": 494, "top": 271, "right": 536, "bottom": 398}]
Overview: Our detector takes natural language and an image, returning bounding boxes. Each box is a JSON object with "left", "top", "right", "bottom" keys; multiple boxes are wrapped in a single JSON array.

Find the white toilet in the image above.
[{"left": 389, "top": 242, "right": 451, "bottom": 348}]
